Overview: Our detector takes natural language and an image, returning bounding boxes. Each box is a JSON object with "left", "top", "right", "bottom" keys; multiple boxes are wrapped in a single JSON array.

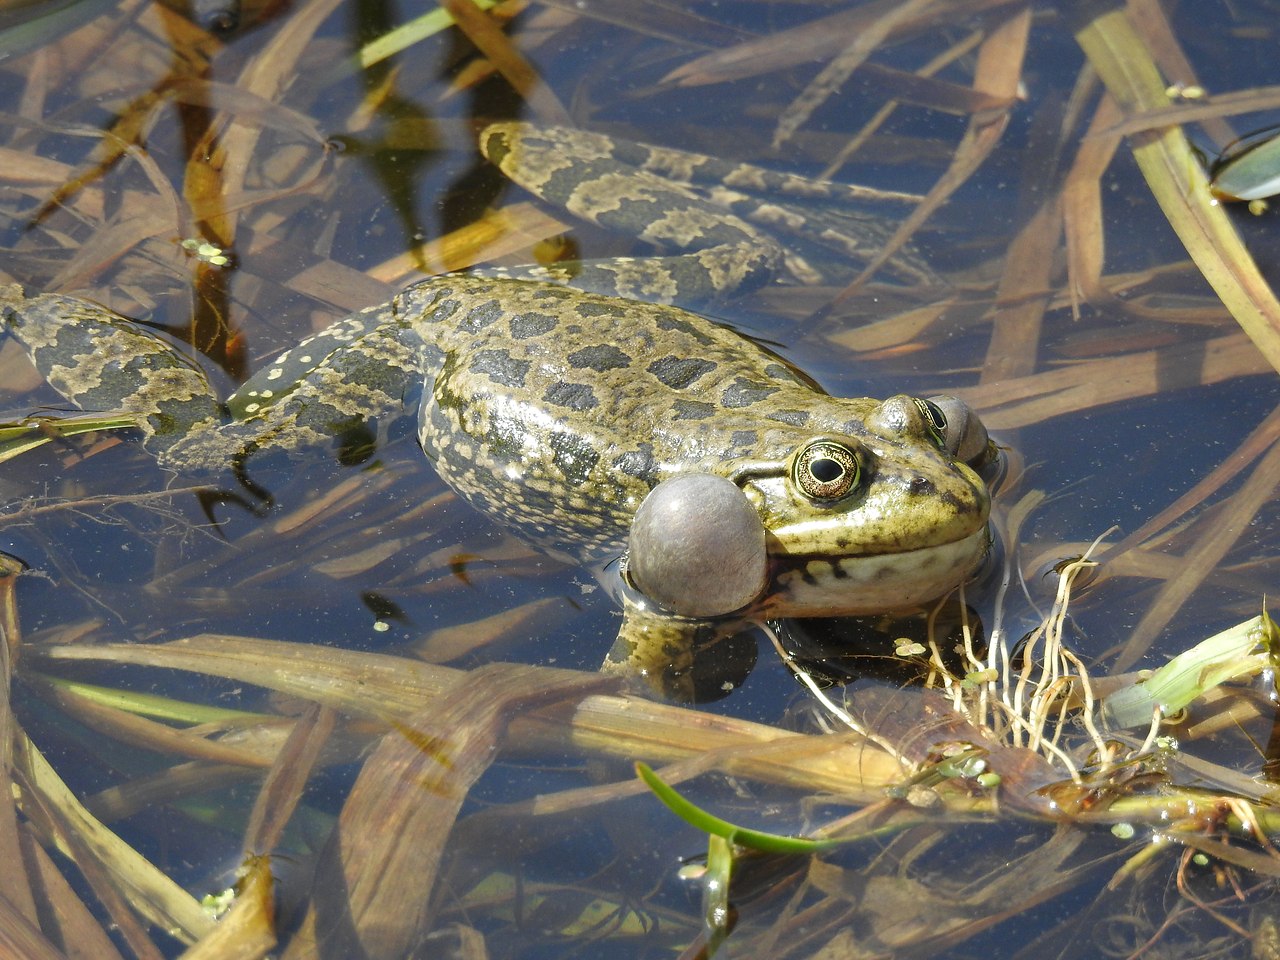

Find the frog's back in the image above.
[{"left": 401, "top": 276, "right": 847, "bottom": 562}]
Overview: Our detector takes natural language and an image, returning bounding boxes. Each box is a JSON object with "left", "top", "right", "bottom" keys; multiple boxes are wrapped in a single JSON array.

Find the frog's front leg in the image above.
[
  {"left": 604, "top": 473, "right": 772, "bottom": 700},
  {"left": 603, "top": 592, "right": 754, "bottom": 702}
]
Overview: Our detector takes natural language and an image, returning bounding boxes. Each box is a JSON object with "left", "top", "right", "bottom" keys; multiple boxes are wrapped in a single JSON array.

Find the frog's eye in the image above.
[
  {"left": 913, "top": 397, "right": 950, "bottom": 449},
  {"left": 920, "top": 395, "right": 992, "bottom": 466},
  {"left": 792, "top": 440, "right": 860, "bottom": 501}
]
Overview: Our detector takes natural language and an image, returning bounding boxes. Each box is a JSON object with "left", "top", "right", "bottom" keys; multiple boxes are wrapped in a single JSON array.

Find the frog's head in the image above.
[{"left": 627, "top": 395, "right": 993, "bottom": 621}]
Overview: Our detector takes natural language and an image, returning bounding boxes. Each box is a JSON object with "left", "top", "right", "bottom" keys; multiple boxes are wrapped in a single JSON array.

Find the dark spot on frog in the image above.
[
  {"left": 509, "top": 311, "right": 558, "bottom": 339},
  {"left": 424, "top": 394, "right": 454, "bottom": 436},
  {"left": 550, "top": 428, "right": 600, "bottom": 487},
  {"left": 938, "top": 488, "right": 979, "bottom": 513},
  {"left": 729, "top": 429, "right": 758, "bottom": 454},
  {"left": 418, "top": 341, "right": 446, "bottom": 377},
  {"left": 908, "top": 476, "right": 935, "bottom": 495},
  {"left": 484, "top": 411, "right": 526, "bottom": 463},
  {"left": 648, "top": 356, "right": 716, "bottom": 389},
  {"left": 574, "top": 301, "right": 628, "bottom": 319},
  {"left": 721, "top": 376, "right": 778, "bottom": 408},
  {"left": 602, "top": 195, "right": 670, "bottom": 231},
  {"left": 763, "top": 362, "right": 803, "bottom": 384},
  {"left": 656, "top": 315, "right": 716, "bottom": 346},
  {"left": 614, "top": 443, "right": 660, "bottom": 486},
  {"left": 544, "top": 381, "right": 598, "bottom": 412},
  {"left": 458, "top": 299, "right": 503, "bottom": 333},
  {"left": 568, "top": 344, "right": 631, "bottom": 371},
  {"left": 543, "top": 159, "right": 622, "bottom": 204},
  {"left": 481, "top": 128, "right": 511, "bottom": 165},
  {"left": 767, "top": 410, "right": 809, "bottom": 427},
  {"left": 429, "top": 296, "right": 462, "bottom": 319},
  {"left": 471, "top": 349, "right": 530, "bottom": 388},
  {"left": 673, "top": 400, "right": 715, "bottom": 420}
]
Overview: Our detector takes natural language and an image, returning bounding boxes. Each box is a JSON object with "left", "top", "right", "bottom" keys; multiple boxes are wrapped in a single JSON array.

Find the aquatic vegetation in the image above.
[{"left": 2, "top": 0, "right": 1280, "bottom": 958}]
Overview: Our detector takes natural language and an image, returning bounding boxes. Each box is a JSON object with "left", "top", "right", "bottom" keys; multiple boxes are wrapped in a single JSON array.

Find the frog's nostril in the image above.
[{"left": 909, "top": 475, "right": 934, "bottom": 494}]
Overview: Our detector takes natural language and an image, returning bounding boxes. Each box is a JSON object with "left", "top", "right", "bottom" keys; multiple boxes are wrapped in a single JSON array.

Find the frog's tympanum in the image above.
[{"left": 2, "top": 124, "right": 993, "bottom": 699}]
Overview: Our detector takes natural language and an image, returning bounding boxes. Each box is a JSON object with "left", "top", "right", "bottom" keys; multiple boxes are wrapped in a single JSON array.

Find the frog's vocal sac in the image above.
[{"left": 1, "top": 124, "right": 994, "bottom": 700}]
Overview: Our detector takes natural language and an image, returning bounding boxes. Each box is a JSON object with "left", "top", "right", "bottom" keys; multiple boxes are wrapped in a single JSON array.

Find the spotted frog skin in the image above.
[{"left": 1, "top": 124, "right": 992, "bottom": 698}]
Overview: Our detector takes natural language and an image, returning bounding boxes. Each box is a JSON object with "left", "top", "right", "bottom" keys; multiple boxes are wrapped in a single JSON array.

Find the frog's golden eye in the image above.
[{"left": 792, "top": 440, "right": 860, "bottom": 501}]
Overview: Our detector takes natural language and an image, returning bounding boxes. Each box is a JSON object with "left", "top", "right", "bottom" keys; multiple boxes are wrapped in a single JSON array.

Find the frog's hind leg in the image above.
[
  {"left": 478, "top": 124, "right": 782, "bottom": 305},
  {"left": 0, "top": 284, "right": 224, "bottom": 463}
]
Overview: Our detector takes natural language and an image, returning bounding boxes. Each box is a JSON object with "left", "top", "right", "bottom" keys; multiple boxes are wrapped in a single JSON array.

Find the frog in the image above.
[{"left": 1, "top": 123, "right": 993, "bottom": 699}]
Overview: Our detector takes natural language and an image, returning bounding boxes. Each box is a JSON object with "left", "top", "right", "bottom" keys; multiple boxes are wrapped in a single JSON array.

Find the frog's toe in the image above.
[{"left": 627, "top": 474, "right": 767, "bottom": 618}]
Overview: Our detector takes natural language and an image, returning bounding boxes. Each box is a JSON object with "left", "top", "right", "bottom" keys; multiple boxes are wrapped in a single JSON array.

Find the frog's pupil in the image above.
[{"left": 810, "top": 457, "right": 844, "bottom": 483}]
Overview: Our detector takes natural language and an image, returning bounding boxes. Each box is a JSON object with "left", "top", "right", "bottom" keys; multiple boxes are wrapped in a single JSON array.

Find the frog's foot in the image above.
[{"left": 602, "top": 592, "right": 755, "bottom": 702}]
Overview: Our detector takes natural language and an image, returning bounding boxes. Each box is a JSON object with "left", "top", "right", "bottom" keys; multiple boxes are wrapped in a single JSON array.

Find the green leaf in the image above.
[
  {"left": 703, "top": 833, "right": 734, "bottom": 955},
  {"left": 358, "top": 0, "right": 500, "bottom": 68},
  {"left": 1070, "top": 4, "right": 1280, "bottom": 374},
  {"left": 1101, "top": 612, "right": 1279, "bottom": 728},
  {"left": 34, "top": 674, "right": 270, "bottom": 725},
  {"left": 634, "top": 762, "right": 836, "bottom": 855}
]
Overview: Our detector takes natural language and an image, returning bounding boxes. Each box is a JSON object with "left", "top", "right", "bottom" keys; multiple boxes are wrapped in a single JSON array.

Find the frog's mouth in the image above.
[{"left": 761, "top": 523, "right": 992, "bottom": 618}]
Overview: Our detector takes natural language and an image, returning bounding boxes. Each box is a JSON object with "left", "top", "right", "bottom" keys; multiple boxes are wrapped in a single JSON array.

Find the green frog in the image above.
[{"left": 1, "top": 124, "right": 993, "bottom": 698}]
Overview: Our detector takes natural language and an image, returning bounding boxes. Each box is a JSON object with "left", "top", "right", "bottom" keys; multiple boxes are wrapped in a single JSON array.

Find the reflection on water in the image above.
[{"left": 2, "top": 0, "right": 1280, "bottom": 957}]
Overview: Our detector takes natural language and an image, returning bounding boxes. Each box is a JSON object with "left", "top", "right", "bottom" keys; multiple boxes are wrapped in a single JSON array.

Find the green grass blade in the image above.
[
  {"left": 1071, "top": 2, "right": 1280, "bottom": 374},
  {"left": 635, "top": 762, "right": 836, "bottom": 855},
  {"left": 0, "top": 413, "right": 140, "bottom": 464}
]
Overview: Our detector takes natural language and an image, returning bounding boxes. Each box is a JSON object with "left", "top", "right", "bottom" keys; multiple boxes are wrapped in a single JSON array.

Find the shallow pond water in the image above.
[{"left": 2, "top": 0, "right": 1280, "bottom": 957}]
